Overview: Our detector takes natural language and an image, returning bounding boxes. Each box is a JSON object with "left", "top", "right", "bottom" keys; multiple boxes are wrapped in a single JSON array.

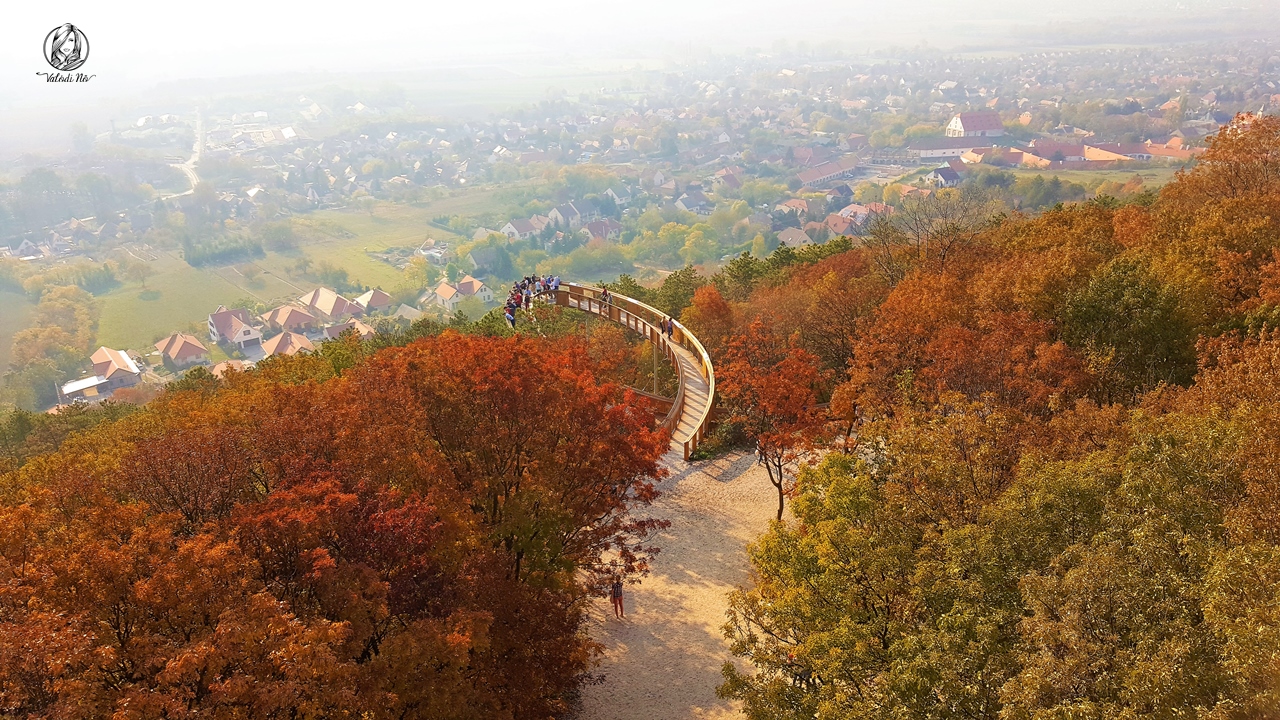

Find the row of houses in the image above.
[
  {"left": 795, "top": 155, "right": 861, "bottom": 188},
  {"left": 909, "top": 133, "right": 1204, "bottom": 167},
  {"left": 58, "top": 333, "right": 218, "bottom": 401},
  {"left": 3, "top": 209, "right": 157, "bottom": 261},
  {"left": 58, "top": 347, "right": 144, "bottom": 402},
  {"left": 497, "top": 197, "right": 624, "bottom": 245},
  {"left": 769, "top": 195, "right": 896, "bottom": 248},
  {"left": 501, "top": 198, "right": 604, "bottom": 239},
  {"left": 224, "top": 287, "right": 393, "bottom": 342},
  {"left": 57, "top": 287, "right": 399, "bottom": 404},
  {"left": 424, "top": 274, "right": 494, "bottom": 313}
]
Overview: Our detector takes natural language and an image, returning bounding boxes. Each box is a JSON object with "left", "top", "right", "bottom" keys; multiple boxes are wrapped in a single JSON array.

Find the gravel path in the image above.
[{"left": 576, "top": 450, "right": 777, "bottom": 720}]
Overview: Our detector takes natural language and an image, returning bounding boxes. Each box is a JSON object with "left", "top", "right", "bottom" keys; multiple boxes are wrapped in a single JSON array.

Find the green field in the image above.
[
  {"left": 265, "top": 207, "right": 448, "bottom": 290},
  {"left": 413, "top": 186, "right": 508, "bottom": 218},
  {"left": 0, "top": 290, "right": 36, "bottom": 370},
  {"left": 277, "top": 190, "right": 512, "bottom": 285},
  {"left": 96, "top": 251, "right": 249, "bottom": 351},
  {"left": 92, "top": 189, "right": 506, "bottom": 353},
  {"left": 1006, "top": 165, "right": 1184, "bottom": 189}
]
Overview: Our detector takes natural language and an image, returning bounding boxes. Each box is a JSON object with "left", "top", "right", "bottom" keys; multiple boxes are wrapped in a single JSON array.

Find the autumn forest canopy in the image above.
[
  {"left": 703, "top": 113, "right": 1280, "bottom": 719},
  {"left": 5, "top": 114, "right": 1280, "bottom": 717},
  {"left": 0, "top": 331, "right": 669, "bottom": 718}
]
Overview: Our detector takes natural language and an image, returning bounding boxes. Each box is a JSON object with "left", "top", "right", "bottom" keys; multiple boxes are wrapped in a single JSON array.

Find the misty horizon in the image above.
[{"left": 2, "top": 0, "right": 1278, "bottom": 158}]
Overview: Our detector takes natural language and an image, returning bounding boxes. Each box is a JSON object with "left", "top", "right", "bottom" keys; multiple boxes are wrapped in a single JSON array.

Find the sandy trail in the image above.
[{"left": 576, "top": 450, "right": 777, "bottom": 720}]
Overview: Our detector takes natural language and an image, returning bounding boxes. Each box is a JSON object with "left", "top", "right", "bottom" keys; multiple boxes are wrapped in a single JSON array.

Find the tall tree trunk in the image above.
[{"left": 765, "top": 457, "right": 785, "bottom": 521}]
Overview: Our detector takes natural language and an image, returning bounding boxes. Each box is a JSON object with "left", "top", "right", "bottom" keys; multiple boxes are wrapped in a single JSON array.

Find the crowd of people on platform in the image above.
[
  {"left": 498, "top": 277, "right": 678, "bottom": 342},
  {"left": 504, "top": 275, "right": 561, "bottom": 329}
]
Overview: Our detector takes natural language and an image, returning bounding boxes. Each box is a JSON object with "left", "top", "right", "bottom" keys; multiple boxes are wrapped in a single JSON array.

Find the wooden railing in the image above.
[{"left": 552, "top": 283, "right": 716, "bottom": 461}]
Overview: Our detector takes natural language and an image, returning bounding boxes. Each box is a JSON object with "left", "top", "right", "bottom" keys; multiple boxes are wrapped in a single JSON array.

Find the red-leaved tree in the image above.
[
  {"left": 0, "top": 332, "right": 669, "bottom": 719},
  {"left": 718, "top": 318, "right": 828, "bottom": 520}
]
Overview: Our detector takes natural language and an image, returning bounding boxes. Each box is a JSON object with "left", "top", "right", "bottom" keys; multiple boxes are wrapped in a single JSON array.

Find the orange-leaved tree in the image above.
[
  {"left": 0, "top": 332, "right": 669, "bottom": 719},
  {"left": 327, "top": 331, "right": 671, "bottom": 589},
  {"left": 718, "top": 318, "right": 828, "bottom": 520},
  {"left": 680, "top": 284, "right": 735, "bottom": 359}
]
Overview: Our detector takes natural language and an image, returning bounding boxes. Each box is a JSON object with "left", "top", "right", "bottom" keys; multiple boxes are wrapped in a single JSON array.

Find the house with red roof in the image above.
[
  {"left": 59, "top": 346, "right": 143, "bottom": 402},
  {"left": 353, "top": 289, "right": 393, "bottom": 315},
  {"left": 211, "top": 360, "right": 248, "bottom": 379},
  {"left": 529, "top": 214, "right": 552, "bottom": 233},
  {"left": 324, "top": 319, "right": 378, "bottom": 341},
  {"left": 796, "top": 156, "right": 859, "bottom": 188},
  {"left": 776, "top": 198, "right": 811, "bottom": 216},
  {"left": 1142, "top": 137, "right": 1205, "bottom": 160},
  {"left": 207, "top": 305, "right": 263, "bottom": 348},
  {"left": 585, "top": 218, "right": 622, "bottom": 241},
  {"left": 777, "top": 227, "right": 813, "bottom": 248},
  {"left": 297, "top": 287, "right": 361, "bottom": 322},
  {"left": 261, "top": 305, "right": 317, "bottom": 332},
  {"left": 261, "top": 331, "right": 315, "bottom": 357},
  {"left": 155, "top": 333, "right": 209, "bottom": 369},
  {"left": 825, "top": 213, "right": 855, "bottom": 235},
  {"left": 945, "top": 111, "right": 1005, "bottom": 138},
  {"left": 90, "top": 346, "right": 142, "bottom": 390},
  {"left": 790, "top": 146, "right": 835, "bottom": 167},
  {"left": 425, "top": 275, "right": 493, "bottom": 313}
]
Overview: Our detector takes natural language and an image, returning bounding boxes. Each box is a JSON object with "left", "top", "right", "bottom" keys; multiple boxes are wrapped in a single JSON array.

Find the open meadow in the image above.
[
  {"left": 90, "top": 188, "right": 502, "bottom": 353},
  {"left": 96, "top": 251, "right": 249, "bottom": 350},
  {"left": 1006, "top": 164, "right": 1184, "bottom": 188}
]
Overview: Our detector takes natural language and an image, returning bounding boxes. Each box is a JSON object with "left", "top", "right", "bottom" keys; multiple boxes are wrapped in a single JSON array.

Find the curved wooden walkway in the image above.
[{"left": 552, "top": 283, "right": 715, "bottom": 460}]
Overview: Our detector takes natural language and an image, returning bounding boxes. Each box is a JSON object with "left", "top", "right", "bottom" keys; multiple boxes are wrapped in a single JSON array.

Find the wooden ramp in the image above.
[
  {"left": 554, "top": 283, "right": 715, "bottom": 460},
  {"left": 667, "top": 342, "right": 711, "bottom": 450}
]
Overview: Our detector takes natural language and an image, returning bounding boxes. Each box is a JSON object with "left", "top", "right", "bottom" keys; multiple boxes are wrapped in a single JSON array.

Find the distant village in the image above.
[
  {"left": 3, "top": 41, "right": 1264, "bottom": 261},
  {"left": 3, "top": 41, "right": 1277, "bottom": 409}
]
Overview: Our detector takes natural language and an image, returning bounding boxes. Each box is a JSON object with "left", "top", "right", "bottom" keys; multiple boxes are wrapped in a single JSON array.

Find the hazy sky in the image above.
[
  {"left": 3, "top": 0, "right": 1258, "bottom": 102},
  {"left": 0, "top": 0, "right": 1271, "bottom": 156}
]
